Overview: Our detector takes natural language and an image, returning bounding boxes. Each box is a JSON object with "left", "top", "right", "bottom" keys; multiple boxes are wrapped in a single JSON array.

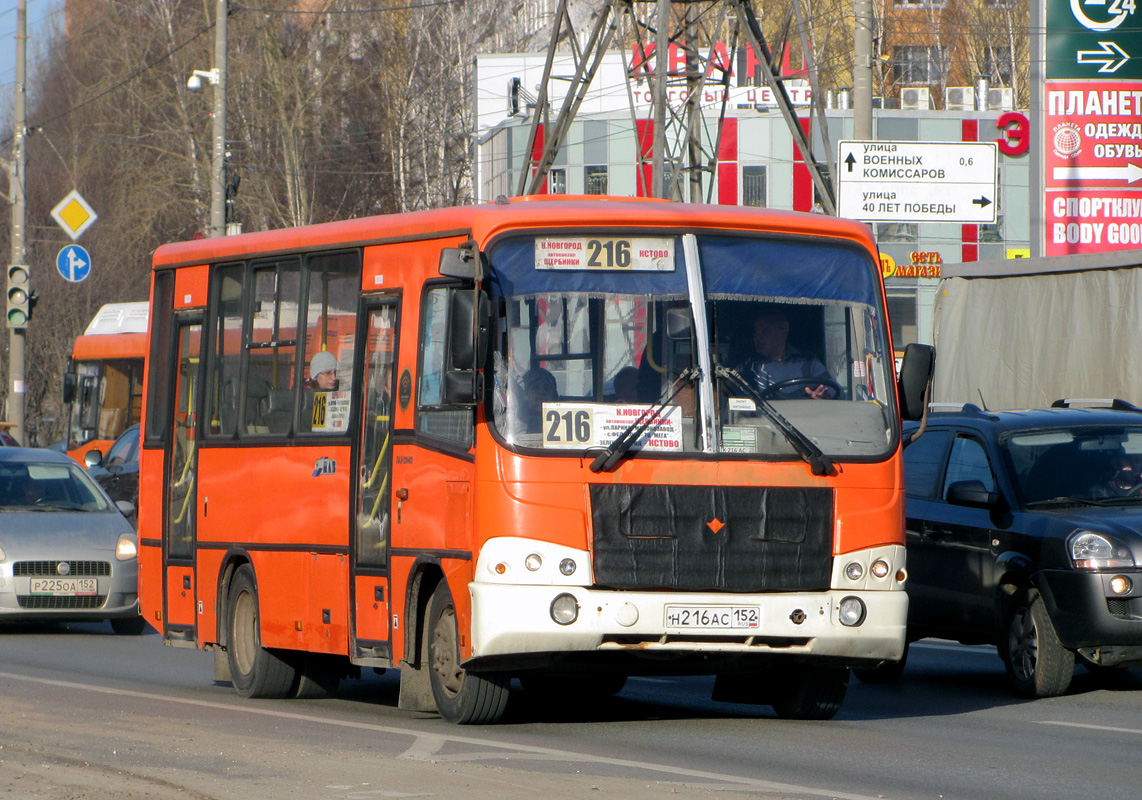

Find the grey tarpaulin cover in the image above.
[{"left": 932, "top": 248, "right": 1142, "bottom": 409}]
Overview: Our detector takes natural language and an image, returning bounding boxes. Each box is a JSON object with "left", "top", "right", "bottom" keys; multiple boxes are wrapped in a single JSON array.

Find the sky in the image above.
[{"left": 0, "top": 0, "right": 62, "bottom": 94}]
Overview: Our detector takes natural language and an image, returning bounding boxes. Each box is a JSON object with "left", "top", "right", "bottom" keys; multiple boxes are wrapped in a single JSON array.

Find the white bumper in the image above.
[{"left": 469, "top": 538, "right": 907, "bottom": 664}]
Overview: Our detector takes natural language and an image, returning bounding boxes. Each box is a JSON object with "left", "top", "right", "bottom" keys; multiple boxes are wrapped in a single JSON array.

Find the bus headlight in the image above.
[
  {"left": 870, "top": 559, "right": 891, "bottom": 579},
  {"left": 525, "top": 553, "right": 543, "bottom": 572},
  {"left": 838, "top": 596, "right": 866, "bottom": 627},
  {"left": 550, "top": 593, "right": 579, "bottom": 625},
  {"left": 844, "top": 562, "right": 864, "bottom": 581},
  {"left": 559, "top": 558, "right": 577, "bottom": 576}
]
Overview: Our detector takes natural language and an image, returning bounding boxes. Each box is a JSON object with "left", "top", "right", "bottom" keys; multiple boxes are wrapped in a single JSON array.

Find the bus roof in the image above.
[
  {"left": 83, "top": 302, "right": 150, "bottom": 335},
  {"left": 152, "top": 197, "right": 877, "bottom": 269}
]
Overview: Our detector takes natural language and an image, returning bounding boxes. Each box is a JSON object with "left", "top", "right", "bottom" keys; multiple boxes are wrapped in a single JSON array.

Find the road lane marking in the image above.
[
  {"left": 0, "top": 669, "right": 890, "bottom": 800},
  {"left": 1038, "top": 721, "right": 1142, "bottom": 735}
]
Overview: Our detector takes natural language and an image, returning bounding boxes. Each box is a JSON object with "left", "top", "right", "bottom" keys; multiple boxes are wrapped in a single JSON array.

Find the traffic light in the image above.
[{"left": 6, "top": 264, "right": 30, "bottom": 329}]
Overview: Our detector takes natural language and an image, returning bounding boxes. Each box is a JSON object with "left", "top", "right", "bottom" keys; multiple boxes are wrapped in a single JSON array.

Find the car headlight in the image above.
[
  {"left": 115, "top": 534, "right": 138, "bottom": 561},
  {"left": 1069, "top": 531, "right": 1135, "bottom": 570}
]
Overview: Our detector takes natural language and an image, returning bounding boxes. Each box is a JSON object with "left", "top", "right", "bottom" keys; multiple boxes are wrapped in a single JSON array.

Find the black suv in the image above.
[
  {"left": 882, "top": 402, "right": 1142, "bottom": 697},
  {"left": 84, "top": 423, "right": 140, "bottom": 525}
]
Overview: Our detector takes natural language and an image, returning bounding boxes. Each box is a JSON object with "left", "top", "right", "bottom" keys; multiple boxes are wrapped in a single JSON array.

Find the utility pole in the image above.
[
  {"left": 209, "top": 0, "right": 228, "bottom": 238},
  {"left": 852, "top": 0, "right": 874, "bottom": 141},
  {"left": 6, "top": 0, "right": 28, "bottom": 443}
]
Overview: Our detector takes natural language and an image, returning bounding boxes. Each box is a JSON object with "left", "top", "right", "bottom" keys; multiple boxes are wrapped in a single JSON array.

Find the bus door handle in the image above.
[{"left": 395, "top": 488, "right": 408, "bottom": 524}]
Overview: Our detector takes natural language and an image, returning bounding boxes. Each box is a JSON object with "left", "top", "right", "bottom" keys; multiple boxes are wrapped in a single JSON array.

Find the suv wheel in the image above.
[{"left": 1000, "top": 588, "right": 1074, "bottom": 698}]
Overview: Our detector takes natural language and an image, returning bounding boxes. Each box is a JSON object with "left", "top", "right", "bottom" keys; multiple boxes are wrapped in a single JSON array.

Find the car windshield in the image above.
[
  {"left": 1004, "top": 426, "right": 1142, "bottom": 506},
  {"left": 0, "top": 461, "right": 113, "bottom": 512},
  {"left": 486, "top": 232, "right": 896, "bottom": 460}
]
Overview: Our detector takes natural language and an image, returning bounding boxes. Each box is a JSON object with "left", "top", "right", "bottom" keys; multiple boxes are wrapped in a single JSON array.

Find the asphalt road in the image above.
[{"left": 1, "top": 622, "right": 1140, "bottom": 800}]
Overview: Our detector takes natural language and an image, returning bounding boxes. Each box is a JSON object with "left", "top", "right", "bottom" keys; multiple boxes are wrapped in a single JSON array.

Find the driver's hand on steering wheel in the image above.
[{"left": 805, "top": 384, "right": 829, "bottom": 399}]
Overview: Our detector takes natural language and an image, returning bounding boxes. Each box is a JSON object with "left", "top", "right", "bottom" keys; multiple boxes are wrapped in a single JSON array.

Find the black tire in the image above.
[
  {"left": 1000, "top": 588, "right": 1074, "bottom": 698},
  {"left": 226, "top": 565, "right": 297, "bottom": 699},
  {"left": 771, "top": 665, "right": 849, "bottom": 720},
  {"left": 110, "top": 615, "right": 148, "bottom": 636},
  {"left": 293, "top": 654, "right": 343, "bottom": 699},
  {"left": 853, "top": 642, "right": 909, "bottom": 684},
  {"left": 520, "top": 673, "right": 627, "bottom": 700},
  {"left": 427, "top": 582, "right": 509, "bottom": 724}
]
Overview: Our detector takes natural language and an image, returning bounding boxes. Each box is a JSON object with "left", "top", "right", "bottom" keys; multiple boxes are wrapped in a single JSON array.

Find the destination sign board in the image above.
[{"left": 836, "top": 141, "right": 999, "bottom": 223}]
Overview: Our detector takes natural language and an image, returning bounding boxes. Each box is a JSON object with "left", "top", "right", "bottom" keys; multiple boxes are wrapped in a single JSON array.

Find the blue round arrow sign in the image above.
[{"left": 57, "top": 244, "right": 92, "bottom": 283}]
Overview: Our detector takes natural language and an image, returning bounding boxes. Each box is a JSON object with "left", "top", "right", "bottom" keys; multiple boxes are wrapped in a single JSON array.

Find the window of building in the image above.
[
  {"left": 892, "top": 46, "right": 943, "bottom": 86},
  {"left": 585, "top": 165, "right": 608, "bottom": 195},
  {"left": 986, "top": 47, "right": 1014, "bottom": 86},
  {"left": 549, "top": 168, "right": 566, "bottom": 194},
  {"left": 742, "top": 165, "right": 767, "bottom": 207},
  {"left": 877, "top": 223, "right": 919, "bottom": 243},
  {"left": 980, "top": 215, "right": 1005, "bottom": 243}
]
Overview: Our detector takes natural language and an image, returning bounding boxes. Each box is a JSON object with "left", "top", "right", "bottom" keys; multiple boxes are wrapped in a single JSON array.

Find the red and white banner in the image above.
[{"left": 1045, "top": 81, "right": 1142, "bottom": 256}]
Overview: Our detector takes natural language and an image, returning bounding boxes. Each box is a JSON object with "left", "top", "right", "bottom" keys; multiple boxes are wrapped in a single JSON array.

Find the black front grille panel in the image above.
[
  {"left": 17, "top": 595, "right": 108, "bottom": 610},
  {"left": 590, "top": 484, "right": 833, "bottom": 592},
  {"left": 13, "top": 561, "right": 111, "bottom": 577}
]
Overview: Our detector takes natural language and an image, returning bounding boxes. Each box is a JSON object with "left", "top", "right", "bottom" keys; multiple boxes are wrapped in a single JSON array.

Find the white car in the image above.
[{"left": 0, "top": 447, "right": 145, "bottom": 634}]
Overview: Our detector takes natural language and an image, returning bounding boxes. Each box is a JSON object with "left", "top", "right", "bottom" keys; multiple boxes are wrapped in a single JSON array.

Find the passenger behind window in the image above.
[
  {"left": 515, "top": 367, "right": 558, "bottom": 434},
  {"left": 612, "top": 367, "right": 640, "bottom": 404},
  {"left": 302, "top": 351, "right": 340, "bottom": 432}
]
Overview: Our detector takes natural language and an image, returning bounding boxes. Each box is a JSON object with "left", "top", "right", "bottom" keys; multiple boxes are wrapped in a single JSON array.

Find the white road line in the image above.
[
  {"left": 0, "top": 669, "right": 890, "bottom": 800},
  {"left": 1038, "top": 720, "right": 1142, "bottom": 736}
]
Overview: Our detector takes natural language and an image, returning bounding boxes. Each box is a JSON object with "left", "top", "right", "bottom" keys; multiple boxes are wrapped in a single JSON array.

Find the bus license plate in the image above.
[
  {"left": 664, "top": 605, "right": 760, "bottom": 629},
  {"left": 30, "top": 578, "right": 97, "bottom": 596}
]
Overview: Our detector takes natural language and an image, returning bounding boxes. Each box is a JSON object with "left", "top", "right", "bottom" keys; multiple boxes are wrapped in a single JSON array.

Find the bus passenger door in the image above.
[
  {"left": 163, "top": 318, "right": 203, "bottom": 637},
  {"left": 350, "top": 300, "right": 398, "bottom": 662}
]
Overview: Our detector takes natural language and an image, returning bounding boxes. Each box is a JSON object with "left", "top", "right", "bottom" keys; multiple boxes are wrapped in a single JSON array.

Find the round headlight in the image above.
[
  {"left": 870, "top": 559, "right": 891, "bottom": 579},
  {"left": 838, "top": 596, "right": 866, "bottom": 627},
  {"left": 844, "top": 562, "right": 864, "bottom": 581},
  {"left": 550, "top": 593, "right": 579, "bottom": 625},
  {"left": 1110, "top": 575, "right": 1133, "bottom": 595},
  {"left": 525, "top": 553, "right": 543, "bottom": 572},
  {"left": 559, "top": 558, "right": 577, "bottom": 576}
]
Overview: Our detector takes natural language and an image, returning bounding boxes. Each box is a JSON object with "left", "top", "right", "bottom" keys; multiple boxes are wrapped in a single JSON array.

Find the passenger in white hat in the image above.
[{"left": 308, "top": 350, "right": 339, "bottom": 391}]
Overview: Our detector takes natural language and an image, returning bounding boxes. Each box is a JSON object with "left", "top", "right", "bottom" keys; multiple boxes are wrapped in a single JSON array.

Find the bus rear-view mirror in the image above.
[
  {"left": 62, "top": 371, "right": 77, "bottom": 405},
  {"left": 898, "top": 343, "right": 934, "bottom": 422}
]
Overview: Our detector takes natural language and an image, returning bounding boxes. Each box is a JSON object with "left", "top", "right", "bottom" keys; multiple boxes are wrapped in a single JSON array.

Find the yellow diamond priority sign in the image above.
[{"left": 51, "top": 190, "right": 98, "bottom": 241}]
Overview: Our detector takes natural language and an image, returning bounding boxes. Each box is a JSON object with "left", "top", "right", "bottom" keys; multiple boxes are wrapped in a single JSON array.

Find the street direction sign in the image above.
[
  {"left": 1046, "top": 0, "right": 1141, "bottom": 80},
  {"left": 50, "top": 190, "right": 98, "bottom": 241},
  {"left": 56, "top": 244, "right": 92, "bottom": 283},
  {"left": 836, "top": 140, "right": 998, "bottom": 223}
]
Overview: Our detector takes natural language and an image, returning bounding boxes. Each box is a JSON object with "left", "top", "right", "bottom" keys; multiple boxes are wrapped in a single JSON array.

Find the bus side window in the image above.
[
  {"left": 208, "top": 265, "right": 245, "bottom": 438},
  {"left": 300, "top": 251, "right": 360, "bottom": 435},
  {"left": 417, "top": 285, "right": 473, "bottom": 448},
  {"left": 243, "top": 260, "right": 301, "bottom": 436}
]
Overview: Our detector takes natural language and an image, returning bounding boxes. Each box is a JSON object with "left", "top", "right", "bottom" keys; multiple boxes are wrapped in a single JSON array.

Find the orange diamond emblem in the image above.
[{"left": 706, "top": 518, "right": 725, "bottom": 534}]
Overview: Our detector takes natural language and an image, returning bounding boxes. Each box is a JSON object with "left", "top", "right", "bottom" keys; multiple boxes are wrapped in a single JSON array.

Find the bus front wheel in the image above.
[
  {"left": 426, "top": 582, "right": 509, "bottom": 724},
  {"left": 226, "top": 564, "right": 298, "bottom": 699},
  {"left": 771, "top": 665, "right": 849, "bottom": 720}
]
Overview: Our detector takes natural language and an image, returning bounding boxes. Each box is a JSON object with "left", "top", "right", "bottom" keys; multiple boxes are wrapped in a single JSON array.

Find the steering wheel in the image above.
[{"left": 760, "top": 376, "right": 843, "bottom": 400}]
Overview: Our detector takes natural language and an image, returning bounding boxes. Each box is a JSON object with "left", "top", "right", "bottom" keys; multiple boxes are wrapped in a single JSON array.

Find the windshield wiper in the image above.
[
  {"left": 589, "top": 367, "right": 699, "bottom": 473},
  {"left": 1024, "top": 496, "right": 1106, "bottom": 509},
  {"left": 716, "top": 366, "right": 835, "bottom": 477}
]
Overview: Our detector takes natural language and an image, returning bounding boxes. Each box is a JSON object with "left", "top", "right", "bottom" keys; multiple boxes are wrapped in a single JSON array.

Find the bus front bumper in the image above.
[{"left": 468, "top": 583, "right": 907, "bottom": 666}]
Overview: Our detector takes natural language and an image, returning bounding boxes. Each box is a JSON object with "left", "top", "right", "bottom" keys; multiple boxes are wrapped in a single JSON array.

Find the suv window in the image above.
[
  {"left": 903, "top": 429, "right": 952, "bottom": 498},
  {"left": 942, "top": 436, "right": 995, "bottom": 498}
]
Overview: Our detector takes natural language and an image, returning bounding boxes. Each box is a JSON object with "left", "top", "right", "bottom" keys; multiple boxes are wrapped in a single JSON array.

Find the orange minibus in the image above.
[
  {"left": 138, "top": 197, "right": 931, "bottom": 723},
  {"left": 64, "top": 302, "right": 149, "bottom": 462}
]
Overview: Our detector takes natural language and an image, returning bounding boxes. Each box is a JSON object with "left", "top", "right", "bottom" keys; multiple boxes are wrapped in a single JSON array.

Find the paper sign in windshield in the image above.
[
  {"left": 535, "top": 237, "right": 675, "bottom": 271},
  {"left": 541, "top": 403, "right": 683, "bottom": 451},
  {"left": 311, "top": 391, "right": 351, "bottom": 432}
]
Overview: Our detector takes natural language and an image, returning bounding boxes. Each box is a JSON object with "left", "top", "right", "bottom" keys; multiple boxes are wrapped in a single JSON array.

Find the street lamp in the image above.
[{"left": 187, "top": 0, "right": 228, "bottom": 238}]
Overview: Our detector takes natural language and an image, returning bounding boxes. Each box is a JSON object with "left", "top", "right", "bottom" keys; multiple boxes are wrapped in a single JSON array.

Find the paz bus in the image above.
[
  {"left": 138, "top": 197, "right": 931, "bottom": 723},
  {"left": 64, "top": 302, "right": 148, "bottom": 462}
]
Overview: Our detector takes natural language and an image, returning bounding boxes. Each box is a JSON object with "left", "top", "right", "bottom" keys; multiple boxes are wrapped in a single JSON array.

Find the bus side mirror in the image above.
[
  {"left": 444, "top": 289, "right": 490, "bottom": 405},
  {"left": 439, "top": 245, "right": 479, "bottom": 279},
  {"left": 449, "top": 290, "right": 490, "bottom": 371},
  {"left": 897, "top": 343, "right": 934, "bottom": 422},
  {"left": 63, "top": 371, "right": 77, "bottom": 405}
]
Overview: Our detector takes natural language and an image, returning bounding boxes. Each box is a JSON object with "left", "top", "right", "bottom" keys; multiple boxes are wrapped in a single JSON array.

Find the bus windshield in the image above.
[{"left": 488, "top": 232, "right": 895, "bottom": 460}]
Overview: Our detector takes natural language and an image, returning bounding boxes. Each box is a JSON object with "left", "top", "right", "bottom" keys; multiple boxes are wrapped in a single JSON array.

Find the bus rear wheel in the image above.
[
  {"left": 427, "top": 582, "right": 509, "bottom": 724},
  {"left": 226, "top": 564, "right": 297, "bottom": 699}
]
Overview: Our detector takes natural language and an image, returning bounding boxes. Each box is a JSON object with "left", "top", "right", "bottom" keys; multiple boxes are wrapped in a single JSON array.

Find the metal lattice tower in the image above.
[{"left": 515, "top": 0, "right": 836, "bottom": 214}]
